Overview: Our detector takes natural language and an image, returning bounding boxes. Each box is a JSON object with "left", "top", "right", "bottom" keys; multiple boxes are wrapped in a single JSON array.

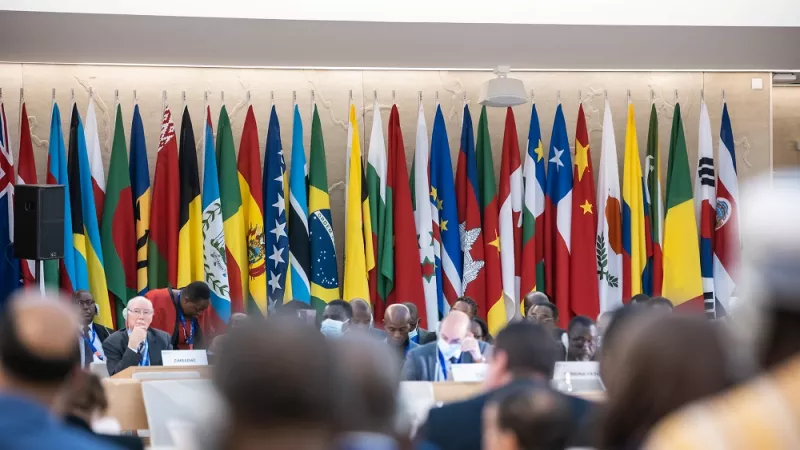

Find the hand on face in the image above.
[
  {"left": 128, "top": 326, "right": 147, "bottom": 350},
  {"left": 461, "top": 336, "right": 482, "bottom": 360}
]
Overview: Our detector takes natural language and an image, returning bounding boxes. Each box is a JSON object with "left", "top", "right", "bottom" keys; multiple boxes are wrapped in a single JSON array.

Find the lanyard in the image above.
[
  {"left": 177, "top": 308, "right": 197, "bottom": 350},
  {"left": 128, "top": 329, "right": 150, "bottom": 366},
  {"left": 81, "top": 326, "right": 104, "bottom": 361},
  {"left": 437, "top": 349, "right": 463, "bottom": 381}
]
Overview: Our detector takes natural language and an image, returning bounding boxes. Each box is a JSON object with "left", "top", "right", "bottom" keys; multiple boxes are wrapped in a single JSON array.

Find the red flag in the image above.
[
  {"left": 148, "top": 106, "right": 180, "bottom": 289},
  {"left": 499, "top": 107, "right": 523, "bottom": 317},
  {"left": 569, "top": 105, "right": 599, "bottom": 318},
  {"left": 16, "top": 103, "right": 37, "bottom": 285}
]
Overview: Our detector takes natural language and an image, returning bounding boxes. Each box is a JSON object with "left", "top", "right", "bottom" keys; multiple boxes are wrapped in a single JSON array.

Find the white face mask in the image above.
[
  {"left": 437, "top": 338, "right": 462, "bottom": 360},
  {"left": 320, "top": 319, "right": 346, "bottom": 338},
  {"left": 408, "top": 327, "right": 419, "bottom": 339}
]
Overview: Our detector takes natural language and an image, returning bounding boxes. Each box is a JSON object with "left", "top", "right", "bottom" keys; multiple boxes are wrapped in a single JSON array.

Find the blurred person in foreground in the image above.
[
  {"left": 629, "top": 293, "right": 651, "bottom": 305},
  {"left": 208, "top": 313, "right": 248, "bottom": 355},
  {"left": 103, "top": 296, "right": 172, "bottom": 375},
  {"left": 383, "top": 304, "right": 419, "bottom": 359},
  {"left": 566, "top": 316, "right": 597, "bottom": 361},
  {"left": 403, "top": 302, "right": 437, "bottom": 345},
  {"left": 214, "top": 317, "right": 342, "bottom": 450},
  {"left": 419, "top": 321, "right": 594, "bottom": 450},
  {"left": 72, "top": 290, "right": 113, "bottom": 369},
  {"left": 483, "top": 385, "right": 573, "bottom": 450},
  {"left": 402, "top": 310, "right": 488, "bottom": 381},
  {"left": 452, "top": 296, "right": 479, "bottom": 320},
  {"left": 645, "top": 173, "right": 800, "bottom": 450},
  {"left": 594, "top": 311, "right": 614, "bottom": 351},
  {"left": 601, "top": 314, "right": 730, "bottom": 449},
  {"left": 146, "top": 281, "right": 211, "bottom": 349},
  {"left": 0, "top": 291, "right": 118, "bottom": 450},
  {"left": 597, "top": 305, "right": 649, "bottom": 392},
  {"left": 349, "top": 299, "right": 387, "bottom": 339},
  {"left": 647, "top": 297, "right": 674, "bottom": 314}
]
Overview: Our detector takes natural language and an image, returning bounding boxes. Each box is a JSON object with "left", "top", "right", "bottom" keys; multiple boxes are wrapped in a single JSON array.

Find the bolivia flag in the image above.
[
  {"left": 521, "top": 103, "right": 546, "bottom": 297},
  {"left": 148, "top": 105, "right": 179, "bottom": 289},
  {"left": 177, "top": 106, "right": 204, "bottom": 289},
  {"left": 622, "top": 103, "right": 647, "bottom": 301},
  {"left": 16, "top": 102, "right": 38, "bottom": 286},
  {"left": 238, "top": 105, "right": 266, "bottom": 313},
  {"left": 129, "top": 104, "right": 150, "bottom": 295}
]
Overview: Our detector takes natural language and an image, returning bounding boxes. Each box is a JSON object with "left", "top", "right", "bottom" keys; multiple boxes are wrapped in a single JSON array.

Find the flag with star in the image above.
[
  {"left": 543, "top": 104, "right": 573, "bottom": 329},
  {"left": 16, "top": 101, "right": 38, "bottom": 286},
  {"left": 622, "top": 102, "right": 647, "bottom": 301},
  {"left": 499, "top": 107, "right": 522, "bottom": 319},
  {"left": 713, "top": 102, "right": 740, "bottom": 317},
  {"left": 596, "top": 99, "right": 623, "bottom": 313},
  {"left": 412, "top": 102, "right": 438, "bottom": 329},
  {"left": 0, "top": 97, "right": 18, "bottom": 304},
  {"left": 288, "top": 104, "right": 311, "bottom": 306},
  {"left": 455, "top": 104, "right": 487, "bottom": 317},
  {"left": 343, "top": 103, "right": 370, "bottom": 301},
  {"left": 569, "top": 104, "right": 599, "bottom": 319},
  {"left": 521, "top": 103, "right": 546, "bottom": 299},
  {"left": 367, "top": 99, "right": 387, "bottom": 317},
  {"left": 217, "top": 105, "right": 246, "bottom": 313},
  {"left": 384, "top": 105, "right": 427, "bottom": 323},
  {"left": 309, "top": 102, "right": 339, "bottom": 314},
  {"left": 476, "top": 106, "right": 505, "bottom": 335},
  {"left": 430, "top": 104, "right": 461, "bottom": 316},
  {"left": 644, "top": 103, "right": 664, "bottom": 296},
  {"left": 238, "top": 105, "right": 266, "bottom": 313},
  {"left": 263, "top": 105, "right": 288, "bottom": 306}
]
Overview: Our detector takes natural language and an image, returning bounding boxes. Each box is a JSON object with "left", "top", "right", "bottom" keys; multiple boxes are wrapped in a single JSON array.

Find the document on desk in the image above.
[{"left": 450, "top": 363, "right": 487, "bottom": 382}]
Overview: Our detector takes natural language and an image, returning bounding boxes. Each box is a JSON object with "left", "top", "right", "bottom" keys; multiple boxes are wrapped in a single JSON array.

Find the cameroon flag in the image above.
[
  {"left": 101, "top": 104, "right": 137, "bottom": 328},
  {"left": 217, "top": 106, "right": 246, "bottom": 313},
  {"left": 663, "top": 103, "right": 703, "bottom": 309},
  {"left": 148, "top": 106, "right": 179, "bottom": 289},
  {"left": 177, "top": 106, "right": 203, "bottom": 288},
  {"left": 343, "top": 103, "right": 370, "bottom": 301}
]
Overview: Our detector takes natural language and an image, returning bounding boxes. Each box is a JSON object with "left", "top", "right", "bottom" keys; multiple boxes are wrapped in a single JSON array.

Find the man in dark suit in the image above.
[
  {"left": 418, "top": 321, "right": 594, "bottom": 450},
  {"left": 72, "top": 290, "right": 114, "bottom": 370},
  {"left": 403, "top": 302, "right": 436, "bottom": 345},
  {"left": 102, "top": 297, "right": 172, "bottom": 376}
]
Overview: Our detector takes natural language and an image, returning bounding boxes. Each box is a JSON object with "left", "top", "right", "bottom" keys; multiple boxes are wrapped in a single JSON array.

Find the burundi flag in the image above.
[
  {"left": 0, "top": 97, "right": 18, "bottom": 304},
  {"left": 308, "top": 102, "right": 339, "bottom": 313},
  {"left": 288, "top": 105, "right": 311, "bottom": 305},
  {"left": 455, "top": 104, "right": 487, "bottom": 316},
  {"left": 596, "top": 99, "right": 623, "bottom": 312},
  {"left": 177, "top": 106, "right": 204, "bottom": 289},
  {"left": 238, "top": 105, "right": 266, "bottom": 313},
  {"left": 413, "top": 102, "right": 438, "bottom": 329},
  {"left": 663, "top": 102, "right": 703, "bottom": 309},
  {"left": 644, "top": 104, "right": 664, "bottom": 296},
  {"left": 384, "top": 105, "right": 427, "bottom": 323},
  {"left": 430, "top": 104, "right": 461, "bottom": 316},
  {"left": 68, "top": 105, "right": 113, "bottom": 328},
  {"left": 84, "top": 97, "right": 106, "bottom": 226},
  {"left": 101, "top": 104, "right": 137, "bottom": 327},
  {"left": 148, "top": 105, "right": 179, "bottom": 289},
  {"left": 16, "top": 102, "right": 38, "bottom": 286},
  {"left": 362, "top": 158, "right": 377, "bottom": 307},
  {"left": 713, "top": 102, "right": 740, "bottom": 317},
  {"left": 367, "top": 99, "right": 387, "bottom": 316},
  {"left": 477, "top": 106, "right": 505, "bottom": 334},
  {"left": 44, "top": 103, "right": 76, "bottom": 291},
  {"left": 217, "top": 105, "right": 247, "bottom": 312},
  {"left": 201, "top": 105, "right": 230, "bottom": 324},
  {"left": 499, "top": 107, "right": 522, "bottom": 319},
  {"left": 521, "top": 103, "right": 546, "bottom": 298},
  {"left": 695, "top": 100, "right": 717, "bottom": 316},
  {"left": 544, "top": 104, "right": 573, "bottom": 328},
  {"left": 263, "top": 106, "right": 288, "bottom": 306},
  {"left": 343, "top": 103, "right": 370, "bottom": 301},
  {"left": 570, "top": 104, "right": 599, "bottom": 319},
  {"left": 622, "top": 103, "right": 647, "bottom": 302},
  {"left": 129, "top": 104, "right": 150, "bottom": 295}
]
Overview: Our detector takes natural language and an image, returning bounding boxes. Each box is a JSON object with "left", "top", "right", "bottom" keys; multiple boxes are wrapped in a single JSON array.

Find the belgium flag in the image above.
[{"left": 177, "top": 106, "right": 203, "bottom": 288}]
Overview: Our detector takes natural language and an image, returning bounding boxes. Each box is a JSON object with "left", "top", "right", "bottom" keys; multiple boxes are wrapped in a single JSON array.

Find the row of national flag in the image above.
[{"left": 0, "top": 93, "right": 741, "bottom": 334}]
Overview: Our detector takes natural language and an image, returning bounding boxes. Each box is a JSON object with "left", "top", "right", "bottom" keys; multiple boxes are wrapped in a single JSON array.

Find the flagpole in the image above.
[{"left": 161, "top": 90, "right": 167, "bottom": 114}]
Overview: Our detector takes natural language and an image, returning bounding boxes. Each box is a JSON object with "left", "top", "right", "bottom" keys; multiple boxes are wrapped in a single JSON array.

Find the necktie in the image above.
[{"left": 82, "top": 326, "right": 92, "bottom": 368}]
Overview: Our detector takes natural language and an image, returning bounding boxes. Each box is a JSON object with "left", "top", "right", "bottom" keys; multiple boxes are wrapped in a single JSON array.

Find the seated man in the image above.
[
  {"left": 348, "top": 299, "right": 386, "bottom": 339},
  {"left": 71, "top": 290, "right": 114, "bottom": 369},
  {"left": 320, "top": 300, "right": 353, "bottom": 338},
  {"left": 522, "top": 291, "right": 551, "bottom": 318},
  {"left": 402, "top": 311, "right": 488, "bottom": 381},
  {"left": 402, "top": 302, "right": 436, "bottom": 344},
  {"left": 527, "top": 301, "right": 566, "bottom": 360},
  {"left": 452, "top": 296, "right": 479, "bottom": 320},
  {"left": 383, "top": 304, "right": 418, "bottom": 358},
  {"left": 145, "top": 281, "right": 211, "bottom": 350},
  {"left": 566, "top": 316, "right": 597, "bottom": 362},
  {"left": 102, "top": 297, "right": 172, "bottom": 375}
]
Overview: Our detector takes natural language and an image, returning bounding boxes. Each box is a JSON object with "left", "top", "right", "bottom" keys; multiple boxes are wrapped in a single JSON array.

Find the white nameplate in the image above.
[
  {"left": 450, "top": 363, "right": 487, "bottom": 382},
  {"left": 553, "top": 361, "right": 600, "bottom": 380},
  {"left": 161, "top": 350, "right": 208, "bottom": 367}
]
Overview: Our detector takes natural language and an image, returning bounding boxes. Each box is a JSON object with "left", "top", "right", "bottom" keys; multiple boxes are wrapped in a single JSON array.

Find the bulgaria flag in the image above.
[
  {"left": 84, "top": 97, "right": 106, "bottom": 227},
  {"left": 367, "top": 99, "right": 388, "bottom": 317},
  {"left": 695, "top": 100, "right": 717, "bottom": 316},
  {"left": 596, "top": 99, "right": 623, "bottom": 312},
  {"left": 148, "top": 105, "right": 179, "bottom": 289},
  {"left": 713, "top": 102, "right": 740, "bottom": 317},
  {"left": 521, "top": 103, "right": 546, "bottom": 297},
  {"left": 16, "top": 101, "right": 38, "bottom": 286},
  {"left": 413, "top": 103, "right": 439, "bottom": 328},
  {"left": 499, "top": 107, "right": 522, "bottom": 319},
  {"left": 544, "top": 104, "right": 573, "bottom": 328}
]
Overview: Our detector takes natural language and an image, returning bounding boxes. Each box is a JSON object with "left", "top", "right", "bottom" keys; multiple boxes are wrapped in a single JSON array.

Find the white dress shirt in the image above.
[{"left": 79, "top": 324, "right": 106, "bottom": 367}]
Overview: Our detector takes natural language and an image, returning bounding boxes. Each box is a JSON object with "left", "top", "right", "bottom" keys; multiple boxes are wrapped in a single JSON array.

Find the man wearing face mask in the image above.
[
  {"left": 403, "top": 302, "right": 436, "bottom": 345},
  {"left": 320, "top": 300, "right": 353, "bottom": 338},
  {"left": 102, "top": 297, "right": 172, "bottom": 376},
  {"left": 402, "top": 310, "right": 489, "bottom": 381}
]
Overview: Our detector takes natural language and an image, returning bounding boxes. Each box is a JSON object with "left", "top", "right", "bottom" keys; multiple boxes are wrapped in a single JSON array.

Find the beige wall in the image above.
[
  {"left": 773, "top": 86, "right": 800, "bottom": 169},
  {"left": 0, "top": 65, "right": 773, "bottom": 279}
]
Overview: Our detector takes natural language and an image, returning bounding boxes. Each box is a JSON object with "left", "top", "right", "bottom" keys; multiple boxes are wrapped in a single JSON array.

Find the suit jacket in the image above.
[
  {"left": 102, "top": 328, "right": 173, "bottom": 376},
  {"left": 402, "top": 340, "right": 490, "bottom": 381},
  {"left": 92, "top": 323, "right": 114, "bottom": 342},
  {"left": 419, "top": 379, "right": 595, "bottom": 450},
  {"left": 146, "top": 287, "right": 206, "bottom": 350},
  {"left": 417, "top": 328, "right": 437, "bottom": 345}
]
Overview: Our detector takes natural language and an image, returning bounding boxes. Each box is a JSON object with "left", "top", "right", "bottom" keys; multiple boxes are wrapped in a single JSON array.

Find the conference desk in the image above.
[{"left": 102, "top": 366, "right": 602, "bottom": 432}]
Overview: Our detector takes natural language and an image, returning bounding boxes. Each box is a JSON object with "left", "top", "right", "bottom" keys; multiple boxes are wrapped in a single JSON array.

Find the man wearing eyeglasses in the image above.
[
  {"left": 102, "top": 297, "right": 172, "bottom": 375},
  {"left": 71, "top": 290, "right": 114, "bottom": 369}
]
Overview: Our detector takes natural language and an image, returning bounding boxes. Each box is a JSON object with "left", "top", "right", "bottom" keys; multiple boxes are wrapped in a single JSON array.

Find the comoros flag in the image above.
[{"left": 713, "top": 103, "right": 740, "bottom": 317}]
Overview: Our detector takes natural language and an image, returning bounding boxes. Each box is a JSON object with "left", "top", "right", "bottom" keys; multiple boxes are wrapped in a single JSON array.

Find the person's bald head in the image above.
[
  {"left": 440, "top": 310, "right": 472, "bottom": 345},
  {"left": 523, "top": 292, "right": 551, "bottom": 315},
  {"left": 349, "top": 298, "right": 372, "bottom": 329},
  {"left": 384, "top": 304, "right": 412, "bottom": 346},
  {"left": 0, "top": 290, "right": 81, "bottom": 404}
]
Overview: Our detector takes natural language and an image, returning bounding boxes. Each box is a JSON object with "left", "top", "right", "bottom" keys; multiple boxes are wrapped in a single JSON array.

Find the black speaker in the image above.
[{"left": 14, "top": 185, "right": 65, "bottom": 260}]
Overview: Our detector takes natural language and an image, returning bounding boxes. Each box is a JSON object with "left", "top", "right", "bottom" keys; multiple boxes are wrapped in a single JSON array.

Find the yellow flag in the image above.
[{"left": 343, "top": 104, "right": 370, "bottom": 301}]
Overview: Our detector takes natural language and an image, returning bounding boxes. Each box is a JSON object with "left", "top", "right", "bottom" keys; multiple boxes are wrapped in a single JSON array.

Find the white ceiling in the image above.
[{"left": 0, "top": 11, "right": 798, "bottom": 70}]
